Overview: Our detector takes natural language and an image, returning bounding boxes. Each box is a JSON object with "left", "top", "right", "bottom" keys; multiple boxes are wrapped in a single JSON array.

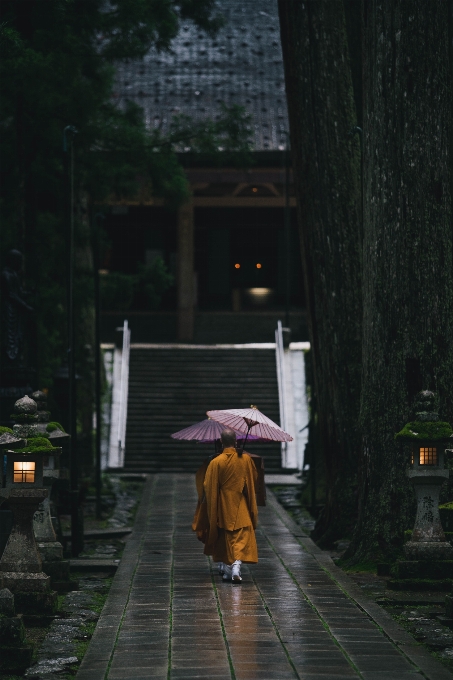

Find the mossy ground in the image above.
[
  {"left": 336, "top": 559, "right": 378, "bottom": 573},
  {"left": 386, "top": 605, "right": 453, "bottom": 673}
]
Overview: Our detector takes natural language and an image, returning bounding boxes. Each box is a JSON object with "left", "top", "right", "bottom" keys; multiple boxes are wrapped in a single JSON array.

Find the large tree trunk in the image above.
[
  {"left": 349, "top": 1, "right": 453, "bottom": 562},
  {"left": 278, "top": 0, "right": 362, "bottom": 545}
]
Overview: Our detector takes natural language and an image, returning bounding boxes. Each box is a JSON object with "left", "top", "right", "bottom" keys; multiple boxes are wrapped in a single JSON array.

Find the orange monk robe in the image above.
[
  {"left": 191, "top": 457, "right": 211, "bottom": 543},
  {"left": 203, "top": 447, "right": 258, "bottom": 564}
]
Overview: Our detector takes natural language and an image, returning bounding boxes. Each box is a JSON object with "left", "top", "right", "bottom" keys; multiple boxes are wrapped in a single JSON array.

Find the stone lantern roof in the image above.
[
  {"left": 112, "top": 0, "right": 289, "bottom": 152},
  {"left": 395, "top": 390, "right": 453, "bottom": 442}
]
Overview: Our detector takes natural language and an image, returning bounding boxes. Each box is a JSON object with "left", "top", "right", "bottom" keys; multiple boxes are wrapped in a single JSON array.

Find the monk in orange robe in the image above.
[{"left": 202, "top": 428, "right": 258, "bottom": 582}]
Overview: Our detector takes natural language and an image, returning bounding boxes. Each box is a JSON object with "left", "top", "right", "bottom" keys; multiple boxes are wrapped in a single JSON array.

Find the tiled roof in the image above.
[{"left": 113, "top": 0, "right": 288, "bottom": 152}]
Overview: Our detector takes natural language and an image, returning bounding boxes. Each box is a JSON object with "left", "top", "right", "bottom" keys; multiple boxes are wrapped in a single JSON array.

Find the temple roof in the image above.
[{"left": 113, "top": 0, "right": 288, "bottom": 152}]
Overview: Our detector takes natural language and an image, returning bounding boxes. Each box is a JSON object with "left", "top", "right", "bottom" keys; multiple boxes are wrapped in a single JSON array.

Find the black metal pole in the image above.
[
  {"left": 64, "top": 125, "right": 80, "bottom": 557},
  {"left": 284, "top": 133, "right": 291, "bottom": 328},
  {"left": 93, "top": 212, "right": 103, "bottom": 519}
]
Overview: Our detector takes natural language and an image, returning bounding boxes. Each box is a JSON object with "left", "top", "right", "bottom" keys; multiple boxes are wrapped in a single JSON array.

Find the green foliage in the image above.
[
  {"left": 46, "top": 421, "right": 66, "bottom": 433},
  {"left": 0, "top": 426, "right": 14, "bottom": 435},
  {"left": 163, "top": 104, "right": 253, "bottom": 168},
  {"left": 100, "top": 271, "right": 137, "bottom": 311},
  {"left": 440, "top": 502, "right": 453, "bottom": 510},
  {"left": 395, "top": 421, "right": 453, "bottom": 441},
  {"left": 100, "top": 257, "right": 175, "bottom": 310},
  {"left": 0, "top": 0, "right": 251, "bottom": 394},
  {"left": 138, "top": 257, "right": 174, "bottom": 309}
]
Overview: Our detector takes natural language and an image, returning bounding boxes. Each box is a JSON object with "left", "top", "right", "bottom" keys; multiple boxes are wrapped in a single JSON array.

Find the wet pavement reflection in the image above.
[{"left": 94, "top": 474, "right": 436, "bottom": 680}]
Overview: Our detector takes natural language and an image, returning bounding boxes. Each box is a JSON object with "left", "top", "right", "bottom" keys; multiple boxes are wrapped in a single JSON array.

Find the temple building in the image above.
[{"left": 101, "top": 0, "right": 306, "bottom": 343}]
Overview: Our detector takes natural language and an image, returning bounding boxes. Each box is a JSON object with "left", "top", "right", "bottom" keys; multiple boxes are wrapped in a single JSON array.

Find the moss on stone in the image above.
[
  {"left": 15, "top": 437, "right": 55, "bottom": 453},
  {"left": 10, "top": 413, "right": 38, "bottom": 423},
  {"left": 387, "top": 578, "right": 453, "bottom": 591},
  {"left": 439, "top": 501, "right": 453, "bottom": 510},
  {"left": 46, "top": 421, "right": 65, "bottom": 433},
  {"left": 0, "top": 426, "right": 14, "bottom": 435},
  {"left": 395, "top": 420, "right": 453, "bottom": 441}
]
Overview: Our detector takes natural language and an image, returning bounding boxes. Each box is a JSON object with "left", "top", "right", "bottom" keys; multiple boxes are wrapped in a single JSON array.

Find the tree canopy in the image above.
[{"left": 0, "top": 0, "right": 252, "bottom": 388}]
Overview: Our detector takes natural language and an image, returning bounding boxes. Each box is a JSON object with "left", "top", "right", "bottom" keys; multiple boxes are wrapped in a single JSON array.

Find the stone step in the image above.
[
  {"left": 69, "top": 559, "right": 119, "bottom": 573},
  {"left": 124, "top": 345, "right": 282, "bottom": 473},
  {"left": 63, "top": 527, "right": 132, "bottom": 540}
]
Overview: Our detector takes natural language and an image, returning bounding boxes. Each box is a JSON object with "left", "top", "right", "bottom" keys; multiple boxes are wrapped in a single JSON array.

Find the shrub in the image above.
[
  {"left": 100, "top": 272, "right": 137, "bottom": 311},
  {"left": 137, "top": 257, "right": 174, "bottom": 309}
]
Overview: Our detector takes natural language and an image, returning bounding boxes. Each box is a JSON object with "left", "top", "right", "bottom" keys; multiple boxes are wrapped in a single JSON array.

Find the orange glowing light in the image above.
[
  {"left": 252, "top": 187, "right": 258, "bottom": 193},
  {"left": 234, "top": 263, "right": 241, "bottom": 269},
  {"left": 419, "top": 447, "right": 438, "bottom": 465},
  {"left": 256, "top": 263, "right": 262, "bottom": 269},
  {"left": 14, "top": 461, "right": 35, "bottom": 483}
]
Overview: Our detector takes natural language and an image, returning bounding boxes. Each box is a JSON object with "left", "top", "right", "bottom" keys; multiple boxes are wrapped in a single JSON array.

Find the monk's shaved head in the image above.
[{"left": 220, "top": 428, "right": 237, "bottom": 448}]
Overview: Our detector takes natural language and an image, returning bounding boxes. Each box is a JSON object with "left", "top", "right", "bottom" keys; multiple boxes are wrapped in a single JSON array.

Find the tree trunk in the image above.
[
  {"left": 278, "top": 0, "right": 362, "bottom": 545},
  {"left": 349, "top": 0, "right": 453, "bottom": 562}
]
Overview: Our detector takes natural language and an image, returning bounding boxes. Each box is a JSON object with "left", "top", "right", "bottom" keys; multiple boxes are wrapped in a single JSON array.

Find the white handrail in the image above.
[
  {"left": 275, "top": 320, "right": 287, "bottom": 467},
  {"left": 116, "top": 320, "right": 131, "bottom": 468}
]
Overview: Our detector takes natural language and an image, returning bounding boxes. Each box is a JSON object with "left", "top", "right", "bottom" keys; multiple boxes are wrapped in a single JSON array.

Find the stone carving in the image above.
[{"left": 14, "top": 395, "right": 37, "bottom": 414}]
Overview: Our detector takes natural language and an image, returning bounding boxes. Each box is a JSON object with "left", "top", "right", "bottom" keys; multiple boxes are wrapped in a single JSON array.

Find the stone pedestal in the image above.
[
  {"left": 0, "top": 488, "right": 52, "bottom": 593},
  {"left": 34, "top": 495, "right": 58, "bottom": 542},
  {"left": 404, "top": 468, "right": 453, "bottom": 560},
  {"left": 0, "top": 588, "right": 34, "bottom": 674},
  {"left": 34, "top": 494, "right": 73, "bottom": 589},
  {"left": 29, "top": 434, "right": 75, "bottom": 589}
]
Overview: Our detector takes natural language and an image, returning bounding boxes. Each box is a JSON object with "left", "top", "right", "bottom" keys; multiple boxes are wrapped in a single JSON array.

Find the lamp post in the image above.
[
  {"left": 92, "top": 212, "right": 104, "bottom": 519},
  {"left": 395, "top": 390, "right": 453, "bottom": 561},
  {"left": 63, "top": 125, "right": 82, "bottom": 557}
]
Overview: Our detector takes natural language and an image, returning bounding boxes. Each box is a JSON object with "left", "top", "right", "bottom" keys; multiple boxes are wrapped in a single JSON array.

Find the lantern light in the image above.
[
  {"left": 419, "top": 447, "right": 438, "bottom": 465},
  {"left": 234, "top": 263, "right": 241, "bottom": 269},
  {"left": 14, "top": 460, "right": 35, "bottom": 483},
  {"left": 256, "top": 263, "right": 262, "bottom": 269},
  {"left": 395, "top": 390, "right": 453, "bottom": 561}
]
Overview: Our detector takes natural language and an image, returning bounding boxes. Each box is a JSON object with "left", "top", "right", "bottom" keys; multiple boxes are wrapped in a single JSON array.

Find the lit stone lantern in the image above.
[
  {"left": 395, "top": 390, "right": 453, "bottom": 561},
  {"left": 28, "top": 391, "right": 72, "bottom": 588},
  {"left": 0, "top": 397, "right": 51, "bottom": 594},
  {"left": 0, "top": 430, "right": 25, "bottom": 499}
]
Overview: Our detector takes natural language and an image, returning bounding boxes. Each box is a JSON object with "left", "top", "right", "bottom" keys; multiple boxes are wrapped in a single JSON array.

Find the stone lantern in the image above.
[
  {"left": 29, "top": 390, "right": 73, "bottom": 588},
  {"left": 395, "top": 390, "right": 453, "bottom": 561},
  {"left": 0, "top": 397, "right": 54, "bottom": 597}
]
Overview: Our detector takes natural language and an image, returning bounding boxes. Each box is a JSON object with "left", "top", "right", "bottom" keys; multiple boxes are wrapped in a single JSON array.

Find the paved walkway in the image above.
[{"left": 77, "top": 474, "right": 452, "bottom": 680}]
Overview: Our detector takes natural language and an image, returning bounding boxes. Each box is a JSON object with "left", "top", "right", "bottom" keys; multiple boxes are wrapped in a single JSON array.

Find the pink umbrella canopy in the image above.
[
  {"left": 171, "top": 418, "right": 261, "bottom": 443},
  {"left": 206, "top": 406, "right": 293, "bottom": 442}
]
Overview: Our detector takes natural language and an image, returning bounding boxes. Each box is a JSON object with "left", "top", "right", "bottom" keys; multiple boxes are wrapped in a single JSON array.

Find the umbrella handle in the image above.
[{"left": 238, "top": 424, "right": 252, "bottom": 455}]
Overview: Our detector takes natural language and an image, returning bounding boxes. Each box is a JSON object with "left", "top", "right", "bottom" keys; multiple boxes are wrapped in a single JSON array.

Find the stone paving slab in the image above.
[{"left": 77, "top": 474, "right": 453, "bottom": 680}]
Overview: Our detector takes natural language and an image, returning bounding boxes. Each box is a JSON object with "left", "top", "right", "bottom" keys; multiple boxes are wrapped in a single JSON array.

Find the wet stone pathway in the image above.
[{"left": 77, "top": 474, "right": 452, "bottom": 680}]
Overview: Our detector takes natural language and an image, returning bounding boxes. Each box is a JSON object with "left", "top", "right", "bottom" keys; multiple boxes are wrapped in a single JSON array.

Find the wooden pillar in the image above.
[{"left": 177, "top": 199, "right": 194, "bottom": 341}]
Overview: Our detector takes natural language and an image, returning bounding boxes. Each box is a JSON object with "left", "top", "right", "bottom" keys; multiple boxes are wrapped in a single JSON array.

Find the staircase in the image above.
[{"left": 124, "top": 345, "right": 283, "bottom": 473}]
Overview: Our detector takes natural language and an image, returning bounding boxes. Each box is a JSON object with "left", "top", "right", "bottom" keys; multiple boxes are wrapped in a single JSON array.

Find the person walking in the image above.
[{"left": 202, "top": 428, "right": 258, "bottom": 582}]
